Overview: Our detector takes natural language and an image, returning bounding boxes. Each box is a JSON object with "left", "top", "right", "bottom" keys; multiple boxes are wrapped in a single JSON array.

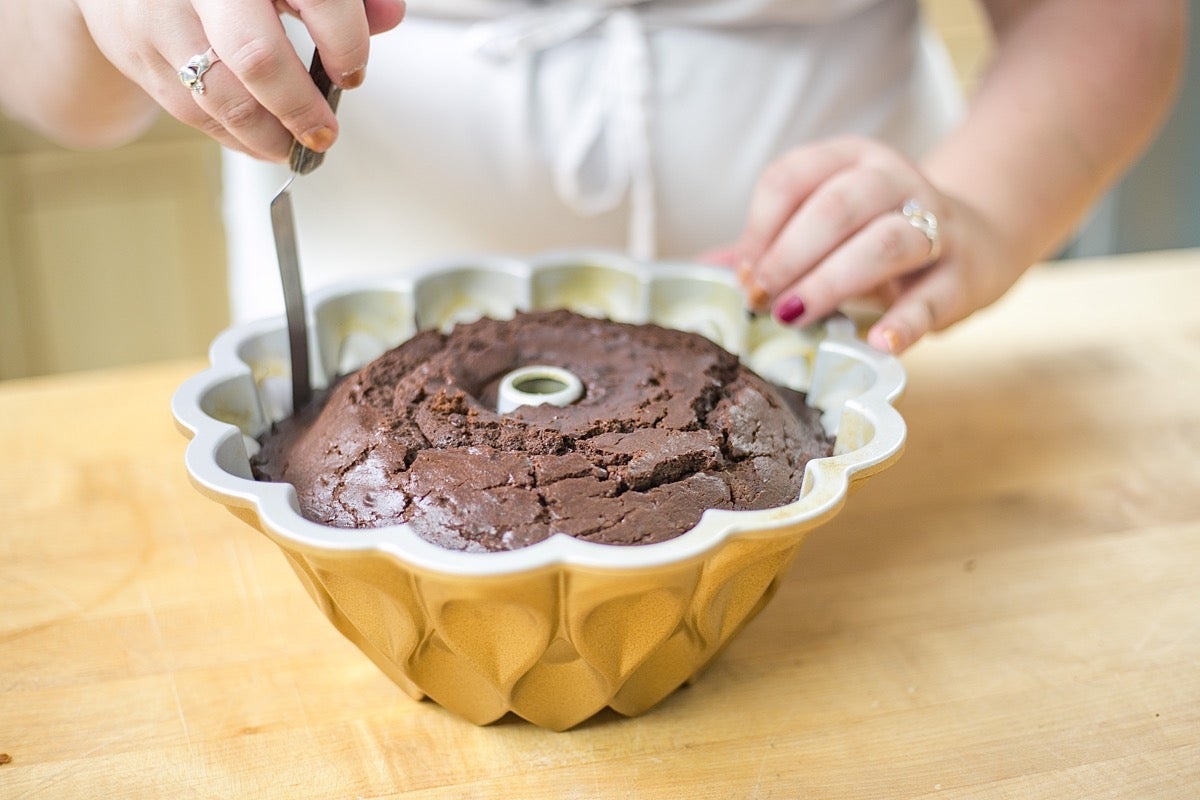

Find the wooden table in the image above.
[{"left": 3, "top": 249, "right": 1198, "bottom": 799}]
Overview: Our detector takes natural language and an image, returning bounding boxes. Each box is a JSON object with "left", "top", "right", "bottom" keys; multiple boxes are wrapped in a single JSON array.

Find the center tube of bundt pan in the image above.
[{"left": 497, "top": 365, "right": 584, "bottom": 414}]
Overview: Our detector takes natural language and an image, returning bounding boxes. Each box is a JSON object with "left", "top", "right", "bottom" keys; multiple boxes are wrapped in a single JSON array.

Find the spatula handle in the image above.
[{"left": 287, "top": 50, "right": 344, "bottom": 175}]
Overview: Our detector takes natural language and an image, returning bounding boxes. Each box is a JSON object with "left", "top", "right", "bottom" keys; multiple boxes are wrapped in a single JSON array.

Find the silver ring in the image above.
[
  {"left": 178, "top": 46, "right": 220, "bottom": 96},
  {"left": 900, "top": 198, "right": 942, "bottom": 263}
]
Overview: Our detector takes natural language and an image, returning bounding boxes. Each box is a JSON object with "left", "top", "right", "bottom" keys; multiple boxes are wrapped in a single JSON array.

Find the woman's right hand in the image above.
[{"left": 71, "top": 0, "right": 406, "bottom": 161}]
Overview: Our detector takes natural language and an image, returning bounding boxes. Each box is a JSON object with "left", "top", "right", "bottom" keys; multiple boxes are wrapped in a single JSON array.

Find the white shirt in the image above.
[{"left": 224, "top": 0, "right": 963, "bottom": 322}]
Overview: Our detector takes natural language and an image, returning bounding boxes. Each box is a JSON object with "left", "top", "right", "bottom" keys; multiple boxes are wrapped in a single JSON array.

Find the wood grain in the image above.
[{"left": 2, "top": 250, "right": 1198, "bottom": 798}]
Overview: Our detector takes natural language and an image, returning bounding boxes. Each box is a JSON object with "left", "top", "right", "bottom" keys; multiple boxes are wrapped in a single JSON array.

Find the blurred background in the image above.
[{"left": 1, "top": 1, "right": 1196, "bottom": 381}]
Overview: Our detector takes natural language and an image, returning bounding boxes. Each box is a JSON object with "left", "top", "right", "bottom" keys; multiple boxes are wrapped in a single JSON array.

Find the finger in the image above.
[
  {"left": 153, "top": 39, "right": 280, "bottom": 159},
  {"left": 364, "top": 0, "right": 407, "bottom": 35},
  {"left": 769, "top": 209, "right": 938, "bottom": 326},
  {"left": 734, "top": 140, "right": 865, "bottom": 312},
  {"left": 280, "top": 0, "right": 406, "bottom": 35},
  {"left": 161, "top": 87, "right": 257, "bottom": 157},
  {"left": 753, "top": 163, "right": 906, "bottom": 298},
  {"left": 736, "top": 138, "right": 866, "bottom": 267},
  {"left": 285, "top": 0, "right": 372, "bottom": 87},
  {"left": 169, "top": 35, "right": 295, "bottom": 160},
  {"left": 196, "top": 63, "right": 296, "bottom": 160},
  {"left": 196, "top": 0, "right": 340, "bottom": 153},
  {"left": 696, "top": 245, "right": 738, "bottom": 267},
  {"left": 867, "top": 263, "right": 972, "bottom": 354}
]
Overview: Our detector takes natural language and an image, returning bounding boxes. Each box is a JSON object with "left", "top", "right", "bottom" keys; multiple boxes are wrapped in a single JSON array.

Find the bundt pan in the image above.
[{"left": 172, "top": 250, "right": 906, "bottom": 730}]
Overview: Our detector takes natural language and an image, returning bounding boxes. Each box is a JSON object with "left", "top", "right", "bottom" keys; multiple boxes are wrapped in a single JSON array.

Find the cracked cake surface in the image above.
[{"left": 251, "top": 309, "right": 833, "bottom": 551}]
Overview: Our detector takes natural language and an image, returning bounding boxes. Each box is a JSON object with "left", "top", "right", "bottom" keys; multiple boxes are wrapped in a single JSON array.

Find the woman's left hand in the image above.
[{"left": 729, "top": 136, "right": 1017, "bottom": 354}]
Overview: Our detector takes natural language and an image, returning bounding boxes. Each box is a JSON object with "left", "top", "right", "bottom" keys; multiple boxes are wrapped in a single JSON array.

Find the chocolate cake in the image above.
[{"left": 251, "top": 309, "right": 833, "bottom": 552}]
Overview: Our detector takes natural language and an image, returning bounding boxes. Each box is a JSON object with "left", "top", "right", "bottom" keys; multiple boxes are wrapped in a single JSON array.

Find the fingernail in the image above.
[
  {"left": 881, "top": 328, "right": 903, "bottom": 354},
  {"left": 737, "top": 260, "right": 770, "bottom": 311},
  {"left": 341, "top": 66, "right": 366, "bottom": 89},
  {"left": 746, "top": 282, "right": 769, "bottom": 311},
  {"left": 775, "top": 295, "right": 806, "bottom": 324},
  {"left": 298, "top": 125, "right": 335, "bottom": 152}
]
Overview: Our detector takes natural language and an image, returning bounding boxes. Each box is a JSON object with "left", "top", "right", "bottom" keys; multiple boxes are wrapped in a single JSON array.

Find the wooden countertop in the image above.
[{"left": 2, "top": 249, "right": 1198, "bottom": 798}]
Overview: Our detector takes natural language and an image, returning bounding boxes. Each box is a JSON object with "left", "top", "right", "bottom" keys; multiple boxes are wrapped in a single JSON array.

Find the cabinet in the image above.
[{"left": 0, "top": 118, "right": 228, "bottom": 380}]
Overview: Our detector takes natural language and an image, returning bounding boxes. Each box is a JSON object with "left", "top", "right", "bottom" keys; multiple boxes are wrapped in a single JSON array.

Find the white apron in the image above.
[{"left": 223, "top": 0, "right": 963, "bottom": 321}]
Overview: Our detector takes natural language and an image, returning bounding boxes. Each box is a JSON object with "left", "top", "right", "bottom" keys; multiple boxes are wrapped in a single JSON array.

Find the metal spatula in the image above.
[{"left": 270, "top": 50, "right": 343, "bottom": 413}]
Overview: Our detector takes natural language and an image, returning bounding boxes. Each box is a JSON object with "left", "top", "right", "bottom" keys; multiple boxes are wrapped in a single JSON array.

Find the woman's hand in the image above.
[
  {"left": 732, "top": 136, "right": 1022, "bottom": 355},
  {"left": 71, "top": 0, "right": 406, "bottom": 161}
]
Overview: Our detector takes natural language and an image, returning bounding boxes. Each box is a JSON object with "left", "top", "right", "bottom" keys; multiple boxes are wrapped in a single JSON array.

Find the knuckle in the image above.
[
  {"left": 812, "top": 189, "right": 854, "bottom": 230},
  {"left": 343, "top": 39, "right": 371, "bottom": 70},
  {"left": 752, "top": 254, "right": 788, "bottom": 295},
  {"left": 215, "top": 94, "right": 263, "bottom": 130},
  {"left": 127, "top": 48, "right": 158, "bottom": 76},
  {"left": 877, "top": 225, "right": 909, "bottom": 264},
  {"left": 290, "top": 0, "right": 338, "bottom": 11},
  {"left": 276, "top": 97, "right": 329, "bottom": 130},
  {"left": 229, "top": 37, "right": 285, "bottom": 83},
  {"left": 760, "top": 158, "right": 802, "bottom": 197},
  {"left": 197, "top": 115, "right": 228, "bottom": 140},
  {"left": 192, "top": 115, "right": 249, "bottom": 155}
]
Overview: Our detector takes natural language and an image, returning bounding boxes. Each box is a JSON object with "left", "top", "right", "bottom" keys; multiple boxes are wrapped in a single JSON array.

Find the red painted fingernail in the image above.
[{"left": 775, "top": 295, "right": 806, "bottom": 324}]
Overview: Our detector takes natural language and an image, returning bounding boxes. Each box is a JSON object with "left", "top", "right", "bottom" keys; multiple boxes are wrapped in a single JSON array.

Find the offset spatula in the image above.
[{"left": 270, "top": 50, "right": 344, "bottom": 413}]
